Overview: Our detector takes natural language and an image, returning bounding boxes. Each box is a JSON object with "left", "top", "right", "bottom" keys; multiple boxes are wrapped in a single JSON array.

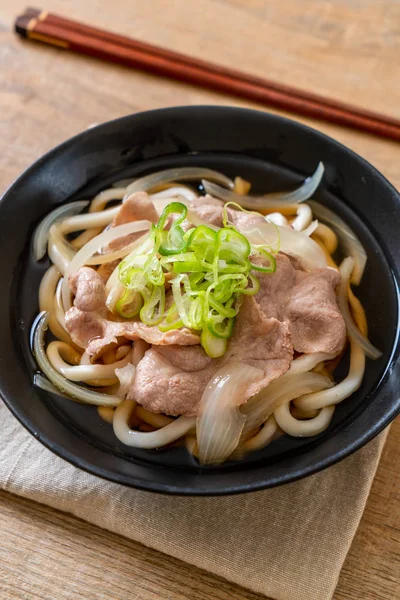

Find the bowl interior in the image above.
[{"left": 1, "top": 107, "right": 399, "bottom": 494}]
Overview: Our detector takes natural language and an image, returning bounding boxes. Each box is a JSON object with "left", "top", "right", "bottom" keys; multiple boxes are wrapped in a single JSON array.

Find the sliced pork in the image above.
[
  {"left": 130, "top": 296, "right": 293, "bottom": 416},
  {"left": 65, "top": 268, "right": 200, "bottom": 357},
  {"left": 287, "top": 268, "right": 346, "bottom": 354}
]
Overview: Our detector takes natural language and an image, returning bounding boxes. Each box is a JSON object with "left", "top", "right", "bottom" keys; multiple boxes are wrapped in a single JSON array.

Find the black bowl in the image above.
[{"left": 1, "top": 106, "right": 399, "bottom": 495}]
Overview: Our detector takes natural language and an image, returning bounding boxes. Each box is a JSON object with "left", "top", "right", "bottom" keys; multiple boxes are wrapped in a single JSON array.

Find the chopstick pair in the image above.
[{"left": 15, "top": 7, "right": 400, "bottom": 142}]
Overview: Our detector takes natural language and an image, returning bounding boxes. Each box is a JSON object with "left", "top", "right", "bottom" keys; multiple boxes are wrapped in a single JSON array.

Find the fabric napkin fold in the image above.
[{"left": 0, "top": 401, "right": 387, "bottom": 600}]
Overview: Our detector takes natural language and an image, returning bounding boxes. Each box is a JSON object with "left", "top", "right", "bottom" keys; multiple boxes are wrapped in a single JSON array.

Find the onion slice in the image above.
[
  {"left": 113, "top": 399, "right": 195, "bottom": 448},
  {"left": 308, "top": 201, "right": 367, "bottom": 285},
  {"left": 32, "top": 312, "right": 122, "bottom": 406},
  {"left": 115, "top": 363, "right": 136, "bottom": 397},
  {"left": 61, "top": 220, "right": 151, "bottom": 310},
  {"left": 196, "top": 362, "right": 264, "bottom": 464},
  {"left": 33, "top": 200, "right": 89, "bottom": 261},
  {"left": 338, "top": 257, "right": 382, "bottom": 359},
  {"left": 202, "top": 162, "right": 324, "bottom": 210},
  {"left": 241, "top": 220, "right": 327, "bottom": 271},
  {"left": 126, "top": 167, "right": 234, "bottom": 194}
]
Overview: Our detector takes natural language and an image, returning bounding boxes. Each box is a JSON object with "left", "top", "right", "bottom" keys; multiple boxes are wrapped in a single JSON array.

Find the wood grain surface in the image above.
[{"left": 0, "top": 1, "right": 399, "bottom": 599}]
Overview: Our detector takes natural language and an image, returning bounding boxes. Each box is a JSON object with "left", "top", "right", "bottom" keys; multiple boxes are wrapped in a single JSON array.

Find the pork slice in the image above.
[
  {"left": 108, "top": 191, "right": 158, "bottom": 251},
  {"left": 65, "top": 306, "right": 200, "bottom": 357},
  {"left": 189, "top": 195, "right": 224, "bottom": 226},
  {"left": 69, "top": 267, "right": 106, "bottom": 312},
  {"left": 227, "top": 207, "right": 266, "bottom": 230},
  {"left": 254, "top": 254, "right": 297, "bottom": 320},
  {"left": 130, "top": 296, "right": 293, "bottom": 417},
  {"left": 130, "top": 346, "right": 214, "bottom": 416},
  {"left": 287, "top": 268, "right": 346, "bottom": 354}
]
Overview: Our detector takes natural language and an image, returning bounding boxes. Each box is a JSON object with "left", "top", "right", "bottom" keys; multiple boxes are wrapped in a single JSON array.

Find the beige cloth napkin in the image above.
[{"left": 0, "top": 401, "right": 387, "bottom": 600}]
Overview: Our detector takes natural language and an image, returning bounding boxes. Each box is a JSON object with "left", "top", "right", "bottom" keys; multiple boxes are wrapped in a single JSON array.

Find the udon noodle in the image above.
[{"left": 31, "top": 164, "right": 381, "bottom": 464}]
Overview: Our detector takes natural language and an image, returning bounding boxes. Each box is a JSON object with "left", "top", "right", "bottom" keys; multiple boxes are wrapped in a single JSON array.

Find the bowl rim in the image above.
[{"left": 1, "top": 105, "right": 399, "bottom": 495}]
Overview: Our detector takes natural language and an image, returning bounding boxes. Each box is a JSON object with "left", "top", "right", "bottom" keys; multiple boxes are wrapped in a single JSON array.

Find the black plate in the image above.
[{"left": 1, "top": 106, "right": 399, "bottom": 495}]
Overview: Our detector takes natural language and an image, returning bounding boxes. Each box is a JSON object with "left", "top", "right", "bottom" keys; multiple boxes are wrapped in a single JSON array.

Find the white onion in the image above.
[
  {"left": 202, "top": 162, "right": 324, "bottom": 210},
  {"left": 151, "top": 195, "right": 192, "bottom": 216},
  {"left": 39, "top": 266, "right": 72, "bottom": 344},
  {"left": 241, "top": 220, "right": 327, "bottom": 271},
  {"left": 126, "top": 167, "right": 234, "bottom": 194},
  {"left": 115, "top": 363, "right": 136, "bottom": 397},
  {"left": 233, "top": 415, "right": 278, "bottom": 458},
  {"left": 302, "top": 220, "right": 319, "bottom": 237},
  {"left": 34, "top": 373, "right": 69, "bottom": 398},
  {"left": 196, "top": 362, "right": 264, "bottom": 465},
  {"left": 61, "top": 220, "right": 151, "bottom": 310},
  {"left": 295, "top": 340, "right": 365, "bottom": 411},
  {"left": 308, "top": 201, "right": 367, "bottom": 285},
  {"left": 240, "top": 372, "right": 333, "bottom": 439},
  {"left": 150, "top": 185, "right": 198, "bottom": 201},
  {"left": 113, "top": 399, "right": 195, "bottom": 448},
  {"left": 337, "top": 257, "right": 382, "bottom": 359},
  {"left": 274, "top": 403, "right": 335, "bottom": 437},
  {"left": 33, "top": 200, "right": 89, "bottom": 260},
  {"left": 32, "top": 313, "right": 122, "bottom": 406}
]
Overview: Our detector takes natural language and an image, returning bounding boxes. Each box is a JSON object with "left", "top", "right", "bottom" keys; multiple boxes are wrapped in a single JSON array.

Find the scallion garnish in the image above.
[{"left": 115, "top": 202, "right": 277, "bottom": 357}]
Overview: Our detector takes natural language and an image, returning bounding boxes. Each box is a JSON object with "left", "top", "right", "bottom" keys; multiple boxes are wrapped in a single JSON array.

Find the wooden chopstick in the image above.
[{"left": 15, "top": 7, "right": 400, "bottom": 142}]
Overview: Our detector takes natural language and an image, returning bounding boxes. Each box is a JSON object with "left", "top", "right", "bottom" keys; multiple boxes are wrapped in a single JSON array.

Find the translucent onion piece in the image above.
[
  {"left": 274, "top": 403, "right": 335, "bottom": 437},
  {"left": 126, "top": 167, "right": 234, "bottom": 195},
  {"left": 242, "top": 220, "right": 327, "bottom": 271},
  {"left": 196, "top": 362, "right": 264, "bottom": 465},
  {"left": 241, "top": 372, "right": 333, "bottom": 439},
  {"left": 34, "top": 373, "right": 69, "bottom": 399},
  {"left": 113, "top": 399, "right": 195, "bottom": 448},
  {"left": 308, "top": 201, "right": 366, "bottom": 284},
  {"left": 39, "top": 266, "right": 73, "bottom": 344},
  {"left": 295, "top": 340, "right": 365, "bottom": 411},
  {"left": 46, "top": 340, "right": 132, "bottom": 382},
  {"left": 202, "top": 162, "right": 324, "bottom": 210},
  {"left": 338, "top": 257, "right": 382, "bottom": 359},
  {"left": 62, "top": 220, "right": 151, "bottom": 310},
  {"left": 106, "top": 282, "right": 125, "bottom": 314},
  {"left": 151, "top": 195, "right": 191, "bottom": 217},
  {"left": 33, "top": 200, "right": 89, "bottom": 260},
  {"left": 232, "top": 415, "right": 278, "bottom": 459},
  {"left": 32, "top": 313, "right": 122, "bottom": 406},
  {"left": 302, "top": 220, "right": 319, "bottom": 237},
  {"left": 115, "top": 363, "right": 136, "bottom": 397},
  {"left": 150, "top": 185, "right": 198, "bottom": 202}
]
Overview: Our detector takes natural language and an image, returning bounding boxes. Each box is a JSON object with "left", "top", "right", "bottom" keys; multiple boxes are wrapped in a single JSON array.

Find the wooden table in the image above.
[{"left": 1, "top": 1, "right": 399, "bottom": 598}]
